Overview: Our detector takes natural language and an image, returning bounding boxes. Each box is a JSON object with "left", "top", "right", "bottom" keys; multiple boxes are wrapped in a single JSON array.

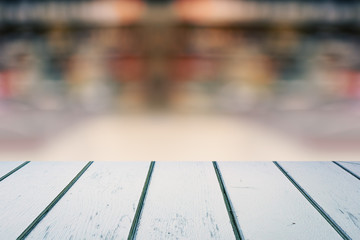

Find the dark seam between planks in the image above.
[
  {"left": 333, "top": 161, "right": 360, "bottom": 181},
  {"left": 0, "top": 161, "right": 30, "bottom": 182},
  {"left": 127, "top": 161, "right": 155, "bottom": 240},
  {"left": 341, "top": 161, "right": 360, "bottom": 166},
  {"left": 17, "top": 161, "right": 93, "bottom": 240},
  {"left": 213, "top": 162, "right": 244, "bottom": 240},
  {"left": 273, "top": 161, "right": 351, "bottom": 240}
]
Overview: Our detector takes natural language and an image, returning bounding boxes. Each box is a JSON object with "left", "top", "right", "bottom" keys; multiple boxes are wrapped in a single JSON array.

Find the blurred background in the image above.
[{"left": 1, "top": 0, "right": 360, "bottom": 159}]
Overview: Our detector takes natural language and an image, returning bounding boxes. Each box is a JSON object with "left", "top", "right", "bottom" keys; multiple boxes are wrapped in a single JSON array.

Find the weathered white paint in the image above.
[
  {"left": 337, "top": 161, "right": 360, "bottom": 179},
  {"left": 26, "top": 162, "right": 150, "bottom": 240},
  {"left": 217, "top": 162, "right": 342, "bottom": 240},
  {"left": 135, "top": 162, "right": 236, "bottom": 240},
  {"left": 0, "top": 161, "right": 26, "bottom": 179},
  {"left": 279, "top": 161, "right": 360, "bottom": 239},
  {"left": 0, "top": 161, "right": 87, "bottom": 239}
]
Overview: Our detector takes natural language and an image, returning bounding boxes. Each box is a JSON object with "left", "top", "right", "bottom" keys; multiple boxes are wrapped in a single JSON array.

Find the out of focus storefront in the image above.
[
  {"left": 1, "top": 0, "right": 360, "bottom": 155},
  {"left": 173, "top": 0, "right": 360, "bottom": 111},
  {"left": 0, "top": 0, "right": 146, "bottom": 111},
  {"left": 1, "top": 0, "right": 360, "bottom": 113}
]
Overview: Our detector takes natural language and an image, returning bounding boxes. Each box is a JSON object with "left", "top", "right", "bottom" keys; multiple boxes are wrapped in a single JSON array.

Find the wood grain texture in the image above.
[
  {"left": 336, "top": 162, "right": 360, "bottom": 179},
  {"left": 0, "top": 161, "right": 87, "bottom": 239},
  {"left": 217, "top": 162, "right": 342, "bottom": 240},
  {"left": 135, "top": 162, "right": 236, "bottom": 240},
  {"left": 26, "top": 162, "right": 151, "bottom": 240},
  {"left": 279, "top": 161, "right": 360, "bottom": 240},
  {"left": 0, "top": 161, "right": 26, "bottom": 179}
]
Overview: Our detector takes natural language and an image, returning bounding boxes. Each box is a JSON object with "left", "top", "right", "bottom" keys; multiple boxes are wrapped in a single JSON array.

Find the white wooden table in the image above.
[{"left": 0, "top": 161, "right": 359, "bottom": 240}]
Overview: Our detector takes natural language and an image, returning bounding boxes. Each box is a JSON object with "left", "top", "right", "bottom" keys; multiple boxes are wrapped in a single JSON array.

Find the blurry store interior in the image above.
[{"left": 1, "top": 0, "right": 360, "bottom": 161}]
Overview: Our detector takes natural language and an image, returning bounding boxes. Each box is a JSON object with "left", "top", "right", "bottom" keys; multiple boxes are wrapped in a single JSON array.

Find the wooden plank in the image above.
[
  {"left": 135, "top": 162, "right": 236, "bottom": 240},
  {"left": 335, "top": 162, "right": 360, "bottom": 180},
  {"left": 217, "top": 162, "right": 342, "bottom": 240},
  {"left": 26, "top": 162, "right": 151, "bottom": 240},
  {"left": 18, "top": 162, "right": 93, "bottom": 239},
  {"left": 128, "top": 162, "right": 155, "bottom": 240},
  {"left": 0, "top": 161, "right": 88, "bottom": 239},
  {"left": 0, "top": 161, "right": 28, "bottom": 180},
  {"left": 278, "top": 161, "right": 360, "bottom": 240}
]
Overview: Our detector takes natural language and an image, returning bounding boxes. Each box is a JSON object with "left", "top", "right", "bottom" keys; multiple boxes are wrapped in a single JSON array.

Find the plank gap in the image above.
[
  {"left": 333, "top": 161, "right": 360, "bottom": 181},
  {"left": 17, "top": 161, "right": 93, "bottom": 239},
  {"left": 213, "top": 161, "right": 244, "bottom": 240},
  {"left": 127, "top": 161, "right": 155, "bottom": 240},
  {"left": 0, "top": 161, "right": 30, "bottom": 182},
  {"left": 273, "top": 161, "right": 351, "bottom": 240}
]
